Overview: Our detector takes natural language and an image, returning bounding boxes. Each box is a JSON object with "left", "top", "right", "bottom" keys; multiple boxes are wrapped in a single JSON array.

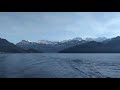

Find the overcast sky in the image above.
[{"left": 0, "top": 12, "right": 120, "bottom": 43}]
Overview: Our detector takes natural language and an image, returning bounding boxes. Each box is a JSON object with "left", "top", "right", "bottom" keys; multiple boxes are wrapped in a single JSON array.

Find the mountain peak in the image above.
[
  {"left": 37, "top": 40, "right": 59, "bottom": 44},
  {"left": 114, "top": 36, "right": 120, "bottom": 38},
  {"left": 37, "top": 40, "right": 52, "bottom": 44},
  {"left": 94, "top": 37, "right": 107, "bottom": 42},
  {"left": 111, "top": 36, "right": 120, "bottom": 41},
  {"left": 20, "top": 40, "right": 32, "bottom": 44},
  {"left": 0, "top": 38, "right": 7, "bottom": 41},
  {"left": 72, "top": 37, "right": 83, "bottom": 41},
  {"left": 85, "top": 38, "right": 93, "bottom": 41}
]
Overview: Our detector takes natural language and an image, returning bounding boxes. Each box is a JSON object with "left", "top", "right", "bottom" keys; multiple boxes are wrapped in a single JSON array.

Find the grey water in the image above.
[{"left": 0, "top": 53, "right": 120, "bottom": 78}]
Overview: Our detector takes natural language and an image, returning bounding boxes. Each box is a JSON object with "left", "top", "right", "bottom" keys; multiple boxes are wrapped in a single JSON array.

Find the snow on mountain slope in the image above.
[
  {"left": 85, "top": 37, "right": 107, "bottom": 42},
  {"left": 16, "top": 37, "right": 108, "bottom": 53},
  {"left": 72, "top": 37, "right": 83, "bottom": 41},
  {"left": 94, "top": 37, "right": 107, "bottom": 42}
]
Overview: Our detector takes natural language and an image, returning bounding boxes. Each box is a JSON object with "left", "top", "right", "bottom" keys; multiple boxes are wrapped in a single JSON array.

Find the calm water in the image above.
[{"left": 0, "top": 53, "right": 120, "bottom": 78}]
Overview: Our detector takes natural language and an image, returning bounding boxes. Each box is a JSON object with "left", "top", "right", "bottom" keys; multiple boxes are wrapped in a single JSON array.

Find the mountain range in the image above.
[
  {"left": 59, "top": 36, "right": 120, "bottom": 53},
  {"left": 16, "top": 37, "right": 108, "bottom": 53},
  {"left": 1, "top": 36, "right": 120, "bottom": 53},
  {"left": 0, "top": 38, "right": 42, "bottom": 53}
]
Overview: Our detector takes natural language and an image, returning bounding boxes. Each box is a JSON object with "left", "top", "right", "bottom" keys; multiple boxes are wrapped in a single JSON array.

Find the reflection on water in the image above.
[{"left": 0, "top": 53, "right": 120, "bottom": 78}]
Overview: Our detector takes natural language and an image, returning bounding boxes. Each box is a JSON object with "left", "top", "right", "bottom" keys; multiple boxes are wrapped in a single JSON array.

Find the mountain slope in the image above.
[
  {"left": 0, "top": 38, "right": 27, "bottom": 53},
  {"left": 59, "top": 36, "right": 120, "bottom": 53},
  {"left": 59, "top": 41, "right": 105, "bottom": 53},
  {"left": 16, "top": 39, "right": 87, "bottom": 53},
  {"left": 0, "top": 38, "right": 42, "bottom": 53}
]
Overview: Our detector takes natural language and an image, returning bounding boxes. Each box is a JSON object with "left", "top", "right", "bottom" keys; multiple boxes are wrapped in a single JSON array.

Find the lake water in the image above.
[{"left": 0, "top": 53, "right": 120, "bottom": 78}]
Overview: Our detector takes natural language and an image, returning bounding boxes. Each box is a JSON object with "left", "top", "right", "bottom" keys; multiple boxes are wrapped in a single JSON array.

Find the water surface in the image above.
[{"left": 0, "top": 53, "right": 120, "bottom": 78}]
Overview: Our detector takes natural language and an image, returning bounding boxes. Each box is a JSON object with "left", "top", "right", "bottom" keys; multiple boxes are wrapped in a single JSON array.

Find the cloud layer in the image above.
[{"left": 0, "top": 12, "right": 120, "bottom": 43}]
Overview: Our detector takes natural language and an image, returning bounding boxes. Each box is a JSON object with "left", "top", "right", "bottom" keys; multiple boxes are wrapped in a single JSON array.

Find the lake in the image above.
[{"left": 0, "top": 53, "right": 120, "bottom": 78}]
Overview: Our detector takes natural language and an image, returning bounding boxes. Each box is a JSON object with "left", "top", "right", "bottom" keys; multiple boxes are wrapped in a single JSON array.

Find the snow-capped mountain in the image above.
[
  {"left": 16, "top": 37, "right": 87, "bottom": 52},
  {"left": 59, "top": 36, "right": 120, "bottom": 53},
  {"left": 16, "top": 37, "right": 108, "bottom": 53},
  {"left": 20, "top": 40, "right": 32, "bottom": 44},
  {"left": 17, "top": 40, "right": 40, "bottom": 50},
  {"left": 72, "top": 37, "right": 83, "bottom": 41},
  {"left": 1, "top": 36, "right": 120, "bottom": 53},
  {"left": 59, "top": 39, "right": 72, "bottom": 43},
  {"left": 85, "top": 38, "right": 94, "bottom": 41},
  {"left": 85, "top": 37, "right": 107, "bottom": 42},
  {"left": 37, "top": 40, "right": 51, "bottom": 44},
  {"left": 0, "top": 38, "right": 40, "bottom": 53},
  {"left": 37, "top": 40, "right": 59, "bottom": 45},
  {"left": 94, "top": 37, "right": 107, "bottom": 42}
]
